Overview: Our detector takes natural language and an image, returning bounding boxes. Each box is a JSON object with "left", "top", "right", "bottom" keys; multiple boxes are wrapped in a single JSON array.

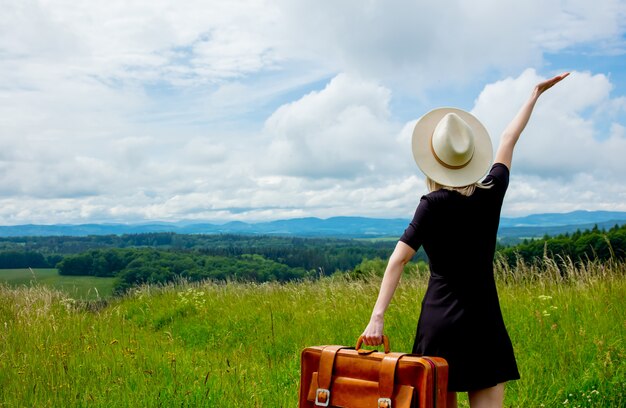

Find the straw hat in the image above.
[{"left": 411, "top": 107, "right": 493, "bottom": 187}]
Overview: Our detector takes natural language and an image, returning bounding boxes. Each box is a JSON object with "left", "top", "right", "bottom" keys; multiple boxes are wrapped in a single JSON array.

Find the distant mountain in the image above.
[
  {"left": 499, "top": 210, "right": 626, "bottom": 228},
  {"left": 0, "top": 217, "right": 409, "bottom": 238},
  {"left": 0, "top": 210, "right": 625, "bottom": 239}
]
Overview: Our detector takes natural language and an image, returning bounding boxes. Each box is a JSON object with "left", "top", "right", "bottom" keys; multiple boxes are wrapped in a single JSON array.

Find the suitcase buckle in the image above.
[
  {"left": 378, "top": 397, "right": 392, "bottom": 408},
  {"left": 315, "top": 388, "right": 330, "bottom": 407}
]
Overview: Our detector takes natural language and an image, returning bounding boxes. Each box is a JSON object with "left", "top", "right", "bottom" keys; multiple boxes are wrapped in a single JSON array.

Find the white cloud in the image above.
[
  {"left": 532, "top": 0, "right": 626, "bottom": 52},
  {"left": 263, "top": 73, "right": 411, "bottom": 178},
  {"left": 0, "top": 0, "right": 282, "bottom": 87},
  {"left": 3, "top": 0, "right": 624, "bottom": 91},
  {"left": 273, "top": 0, "right": 626, "bottom": 89},
  {"left": 0, "top": 2, "right": 625, "bottom": 224}
]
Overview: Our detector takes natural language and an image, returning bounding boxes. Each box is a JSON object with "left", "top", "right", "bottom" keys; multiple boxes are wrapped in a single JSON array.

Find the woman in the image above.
[{"left": 361, "top": 72, "right": 569, "bottom": 408}]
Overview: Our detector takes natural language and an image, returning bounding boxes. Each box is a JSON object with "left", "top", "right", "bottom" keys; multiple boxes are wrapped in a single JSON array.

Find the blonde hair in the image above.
[{"left": 426, "top": 177, "right": 493, "bottom": 197}]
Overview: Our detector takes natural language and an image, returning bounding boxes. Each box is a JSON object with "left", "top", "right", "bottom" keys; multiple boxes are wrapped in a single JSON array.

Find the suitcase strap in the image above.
[
  {"left": 315, "top": 346, "right": 406, "bottom": 408},
  {"left": 378, "top": 353, "right": 405, "bottom": 408},
  {"left": 315, "top": 345, "right": 351, "bottom": 406}
]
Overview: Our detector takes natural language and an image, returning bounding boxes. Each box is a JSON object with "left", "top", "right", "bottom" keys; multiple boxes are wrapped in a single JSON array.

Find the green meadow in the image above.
[
  {"left": 0, "top": 261, "right": 624, "bottom": 407},
  {"left": 0, "top": 268, "right": 115, "bottom": 300}
]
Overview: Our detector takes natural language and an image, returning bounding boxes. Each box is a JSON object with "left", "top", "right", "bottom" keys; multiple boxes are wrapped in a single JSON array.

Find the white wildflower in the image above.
[{"left": 538, "top": 295, "right": 553, "bottom": 300}]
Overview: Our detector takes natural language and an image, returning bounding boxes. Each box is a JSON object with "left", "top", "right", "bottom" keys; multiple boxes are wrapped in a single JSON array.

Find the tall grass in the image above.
[{"left": 0, "top": 259, "right": 624, "bottom": 407}]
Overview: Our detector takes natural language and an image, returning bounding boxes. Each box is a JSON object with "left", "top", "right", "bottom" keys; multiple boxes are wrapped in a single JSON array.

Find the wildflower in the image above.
[{"left": 538, "top": 295, "right": 553, "bottom": 300}]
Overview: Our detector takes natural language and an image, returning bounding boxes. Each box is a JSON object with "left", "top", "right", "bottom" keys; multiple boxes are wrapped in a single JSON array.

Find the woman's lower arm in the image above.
[
  {"left": 370, "top": 258, "right": 405, "bottom": 318},
  {"left": 361, "top": 242, "right": 415, "bottom": 344},
  {"left": 360, "top": 257, "right": 404, "bottom": 345},
  {"left": 502, "top": 91, "right": 539, "bottom": 143},
  {"left": 495, "top": 91, "right": 540, "bottom": 167}
]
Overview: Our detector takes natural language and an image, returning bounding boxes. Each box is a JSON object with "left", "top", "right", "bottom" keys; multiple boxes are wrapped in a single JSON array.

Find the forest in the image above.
[
  {"left": 497, "top": 223, "right": 626, "bottom": 265},
  {"left": 1, "top": 223, "right": 624, "bottom": 294}
]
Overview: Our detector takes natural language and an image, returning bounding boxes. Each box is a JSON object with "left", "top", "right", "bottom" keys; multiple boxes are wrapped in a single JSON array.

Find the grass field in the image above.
[
  {"left": 0, "top": 260, "right": 624, "bottom": 407},
  {"left": 0, "top": 268, "right": 115, "bottom": 300}
]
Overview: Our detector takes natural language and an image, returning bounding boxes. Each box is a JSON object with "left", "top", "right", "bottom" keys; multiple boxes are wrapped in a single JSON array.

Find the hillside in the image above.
[{"left": 1, "top": 262, "right": 624, "bottom": 407}]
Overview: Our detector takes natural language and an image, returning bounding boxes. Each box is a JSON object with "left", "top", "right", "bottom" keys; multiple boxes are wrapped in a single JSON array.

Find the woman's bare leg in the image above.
[
  {"left": 468, "top": 383, "right": 505, "bottom": 408},
  {"left": 447, "top": 391, "right": 458, "bottom": 408}
]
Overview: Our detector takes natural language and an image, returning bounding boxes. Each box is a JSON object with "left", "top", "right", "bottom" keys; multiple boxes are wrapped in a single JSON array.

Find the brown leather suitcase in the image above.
[{"left": 299, "top": 336, "right": 448, "bottom": 408}]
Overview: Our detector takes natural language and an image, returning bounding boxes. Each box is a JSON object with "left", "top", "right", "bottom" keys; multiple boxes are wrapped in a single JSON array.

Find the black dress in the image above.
[{"left": 399, "top": 163, "right": 520, "bottom": 392}]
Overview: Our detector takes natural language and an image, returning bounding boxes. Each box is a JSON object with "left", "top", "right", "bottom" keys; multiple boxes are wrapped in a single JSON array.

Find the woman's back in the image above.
[{"left": 401, "top": 163, "right": 509, "bottom": 282}]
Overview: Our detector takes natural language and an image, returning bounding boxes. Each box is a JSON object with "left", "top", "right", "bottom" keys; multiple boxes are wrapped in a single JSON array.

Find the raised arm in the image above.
[{"left": 494, "top": 72, "right": 570, "bottom": 170}]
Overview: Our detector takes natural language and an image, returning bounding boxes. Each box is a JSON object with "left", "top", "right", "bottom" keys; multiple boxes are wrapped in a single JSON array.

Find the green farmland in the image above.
[{"left": 0, "top": 268, "right": 115, "bottom": 300}]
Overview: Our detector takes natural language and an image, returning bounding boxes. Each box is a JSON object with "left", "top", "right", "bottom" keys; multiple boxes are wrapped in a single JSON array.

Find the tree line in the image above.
[
  {"left": 0, "top": 251, "right": 61, "bottom": 269},
  {"left": 0, "top": 233, "right": 397, "bottom": 256},
  {"left": 55, "top": 248, "right": 310, "bottom": 294},
  {"left": 0, "top": 234, "right": 414, "bottom": 272},
  {"left": 497, "top": 223, "right": 626, "bottom": 265},
  {"left": 1, "top": 224, "right": 624, "bottom": 293}
]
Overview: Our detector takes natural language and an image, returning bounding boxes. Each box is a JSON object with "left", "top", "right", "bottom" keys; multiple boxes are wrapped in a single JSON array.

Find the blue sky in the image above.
[{"left": 0, "top": 0, "right": 625, "bottom": 225}]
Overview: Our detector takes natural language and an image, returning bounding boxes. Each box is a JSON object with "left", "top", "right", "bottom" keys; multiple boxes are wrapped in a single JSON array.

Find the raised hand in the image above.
[{"left": 535, "top": 72, "right": 570, "bottom": 97}]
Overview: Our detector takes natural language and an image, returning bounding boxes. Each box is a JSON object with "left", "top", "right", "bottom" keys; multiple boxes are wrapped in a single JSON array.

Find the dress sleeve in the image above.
[
  {"left": 484, "top": 163, "right": 510, "bottom": 194},
  {"left": 399, "top": 196, "right": 430, "bottom": 251}
]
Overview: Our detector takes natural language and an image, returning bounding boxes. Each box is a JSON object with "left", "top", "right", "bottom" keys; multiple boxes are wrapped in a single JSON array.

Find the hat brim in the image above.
[{"left": 412, "top": 107, "right": 493, "bottom": 187}]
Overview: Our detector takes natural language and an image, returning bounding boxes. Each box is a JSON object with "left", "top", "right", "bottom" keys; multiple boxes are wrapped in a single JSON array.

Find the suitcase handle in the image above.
[{"left": 355, "top": 335, "right": 390, "bottom": 354}]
